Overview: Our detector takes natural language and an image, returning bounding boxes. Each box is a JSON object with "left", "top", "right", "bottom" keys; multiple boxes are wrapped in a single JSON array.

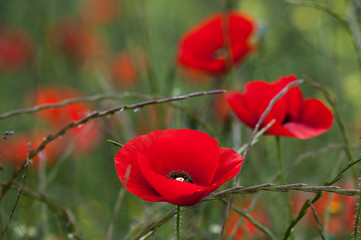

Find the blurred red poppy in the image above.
[
  {"left": 27, "top": 85, "right": 102, "bottom": 156},
  {"left": 214, "top": 88, "right": 231, "bottom": 122},
  {"left": 177, "top": 11, "right": 255, "bottom": 76},
  {"left": 114, "top": 129, "right": 243, "bottom": 206},
  {"left": 224, "top": 199, "right": 269, "bottom": 239},
  {"left": 226, "top": 75, "right": 334, "bottom": 139},
  {"left": 0, "top": 133, "right": 62, "bottom": 168},
  {"left": 179, "top": 67, "right": 214, "bottom": 83},
  {"left": 0, "top": 28, "right": 33, "bottom": 70},
  {"left": 311, "top": 191, "right": 355, "bottom": 236},
  {"left": 292, "top": 184, "right": 356, "bottom": 237},
  {"left": 48, "top": 19, "right": 105, "bottom": 64},
  {"left": 110, "top": 52, "right": 138, "bottom": 88},
  {"left": 82, "top": 0, "right": 119, "bottom": 25}
]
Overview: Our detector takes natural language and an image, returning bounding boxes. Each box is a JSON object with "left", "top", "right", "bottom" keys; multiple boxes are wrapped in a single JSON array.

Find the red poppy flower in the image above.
[
  {"left": 0, "top": 133, "right": 62, "bottom": 168},
  {"left": 214, "top": 87, "right": 231, "bottom": 121},
  {"left": 48, "top": 18, "right": 105, "bottom": 63},
  {"left": 26, "top": 85, "right": 102, "bottom": 156},
  {"left": 177, "top": 11, "right": 255, "bottom": 75},
  {"left": 226, "top": 75, "right": 334, "bottom": 139},
  {"left": 114, "top": 129, "right": 243, "bottom": 206},
  {"left": 292, "top": 183, "right": 355, "bottom": 236},
  {"left": 82, "top": 0, "right": 119, "bottom": 25},
  {"left": 312, "top": 191, "right": 355, "bottom": 235},
  {"left": 0, "top": 28, "right": 33, "bottom": 70},
  {"left": 110, "top": 51, "right": 138, "bottom": 88},
  {"left": 224, "top": 199, "right": 269, "bottom": 239}
]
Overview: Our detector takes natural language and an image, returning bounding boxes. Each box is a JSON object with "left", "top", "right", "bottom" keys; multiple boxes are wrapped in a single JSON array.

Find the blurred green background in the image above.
[{"left": 0, "top": 0, "right": 360, "bottom": 239}]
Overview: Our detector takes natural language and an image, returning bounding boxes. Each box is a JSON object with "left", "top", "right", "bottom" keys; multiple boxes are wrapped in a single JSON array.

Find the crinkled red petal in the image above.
[
  {"left": 211, "top": 148, "right": 243, "bottom": 184},
  {"left": 149, "top": 129, "right": 220, "bottom": 186},
  {"left": 138, "top": 154, "right": 210, "bottom": 206},
  {"left": 178, "top": 12, "right": 255, "bottom": 74},
  {"left": 282, "top": 98, "right": 334, "bottom": 139},
  {"left": 114, "top": 131, "right": 168, "bottom": 202}
]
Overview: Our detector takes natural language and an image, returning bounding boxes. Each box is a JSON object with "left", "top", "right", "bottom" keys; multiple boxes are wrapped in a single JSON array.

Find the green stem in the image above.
[
  {"left": 176, "top": 205, "right": 181, "bottom": 240},
  {"left": 305, "top": 77, "right": 356, "bottom": 180},
  {"left": 275, "top": 137, "right": 293, "bottom": 233},
  {"left": 219, "top": 199, "right": 277, "bottom": 240},
  {"left": 139, "top": 0, "right": 159, "bottom": 95},
  {"left": 283, "top": 154, "right": 361, "bottom": 240},
  {"left": 275, "top": 137, "right": 284, "bottom": 184},
  {"left": 353, "top": 181, "right": 361, "bottom": 239}
]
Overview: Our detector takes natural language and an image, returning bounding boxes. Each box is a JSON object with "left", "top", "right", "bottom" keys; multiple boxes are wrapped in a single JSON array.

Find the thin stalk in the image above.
[
  {"left": 353, "top": 181, "right": 361, "bottom": 239},
  {"left": 0, "top": 89, "right": 226, "bottom": 200},
  {"left": 305, "top": 77, "right": 355, "bottom": 180},
  {"left": 176, "top": 205, "right": 181, "bottom": 240},
  {"left": 286, "top": 0, "right": 361, "bottom": 69},
  {"left": 0, "top": 92, "right": 150, "bottom": 120},
  {"left": 107, "top": 166, "right": 131, "bottom": 240},
  {"left": 282, "top": 154, "right": 361, "bottom": 240},
  {"left": 37, "top": 154, "right": 48, "bottom": 238},
  {"left": 0, "top": 181, "right": 80, "bottom": 239},
  {"left": 311, "top": 204, "right": 328, "bottom": 240},
  {"left": 139, "top": 0, "right": 159, "bottom": 94},
  {"left": 219, "top": 199, "right": 277, "bottom": 240},
  {"left": 275, "top": 137, "right": 293, "bottom": 225},
  {"left": 1, "top": 145, "right": 31, "bottom": 239},
  {"left": 219, "top": 80, "right": 304, "bottom": 240},
  {"left": 322, "top": 193, "right": 334, "bottom": 235},
  {"left": 106, "top": 187, "right": 126, "bottom": 240}
]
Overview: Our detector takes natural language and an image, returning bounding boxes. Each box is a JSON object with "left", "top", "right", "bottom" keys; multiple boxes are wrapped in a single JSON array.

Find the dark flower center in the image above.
[
  {"left": 168, "top": 170, "right": 193, "bottom": 183},
  {"left": 282, "top": 113, "right": 292, "bottom": 124}
]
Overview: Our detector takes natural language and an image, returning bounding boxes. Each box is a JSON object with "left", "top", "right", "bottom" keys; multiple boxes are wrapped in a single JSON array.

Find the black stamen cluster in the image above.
[{"left": 168, "top": 170, "right": 193, "bottom": 183}]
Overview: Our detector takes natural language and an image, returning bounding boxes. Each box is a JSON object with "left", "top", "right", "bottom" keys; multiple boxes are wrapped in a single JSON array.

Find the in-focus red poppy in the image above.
[
  {"left": 0, "top": 133, "right": 62, "bottom": 168},
  {"left": 48, "top": 18, "right": 105, "bottom": 64},
  {"left": 110, "top": 52, "right": 138, "bottom": 88},
  {"left": 177, "top": 11, "right": 255, "bottom": 76},
  {"left": 26, "top": 85, "right": 102, "bottom": 156},
  {"left": 0, "top": 28, "right": 33, "bottom": 71},
  {"left": 226, "top": 75, "right": 334, "bottom": 139},
  {"left": 114, "top": 129, "right": 243, "bottom": 206}
]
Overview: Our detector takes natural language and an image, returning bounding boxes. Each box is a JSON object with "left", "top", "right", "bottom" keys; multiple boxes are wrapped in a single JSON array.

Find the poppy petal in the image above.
[
  {"left": 254, "top": 113, "right": 295, "bottom": 137},
  {"left": 178, "top": 12, "right": 255, "bottom": 75},
  {"left": 243, "top": 80, "right": 288, "bottom": 124},
  {"left": 226, "top": 92, "right": 256, "bottom": 127},
  {"left": 211, "top": 148, "right": 243, "bottom": 184},
  {"left": 114, "top": 129, "right": 244, "bottom": 205},
  {"left": 227, "top": 75, "right": 333, "bottom": 139},
  {"left": 138, "top": 154, "right": 208, "bottom": 206},
  {"left": 283, "top": 98, "right": 333, "bottom": 139},
  {"left": 115, "top": 133, "right": 164, "bottom": 202},
  {"left": 275, "top": 75, "right": 303, "bottom": 121},
  {"left": 149, "top": 129, "right": 220, "bottom": 186}
]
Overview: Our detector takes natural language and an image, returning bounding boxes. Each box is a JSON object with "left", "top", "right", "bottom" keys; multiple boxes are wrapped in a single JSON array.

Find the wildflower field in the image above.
[{"left": 1, "top": 0, "right": 361, "bottom": 239}]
